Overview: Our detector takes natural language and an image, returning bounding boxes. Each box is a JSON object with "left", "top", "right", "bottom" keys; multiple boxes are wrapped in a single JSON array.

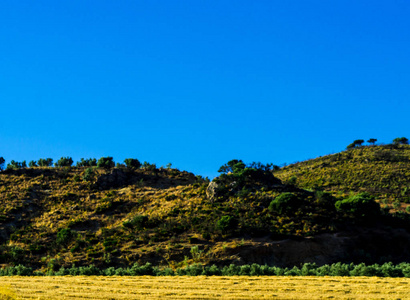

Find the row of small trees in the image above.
[
  {"left": 347, "top": 137, "right": 409, "bottom": 150},
  {"left": 0, "top": 156, "right": 147, "bottom": 171}
]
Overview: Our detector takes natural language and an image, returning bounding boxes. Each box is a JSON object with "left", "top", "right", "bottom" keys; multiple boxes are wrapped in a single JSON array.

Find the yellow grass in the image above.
[{"left": 0, "top": 276, "right": 409, "bottom": 299}]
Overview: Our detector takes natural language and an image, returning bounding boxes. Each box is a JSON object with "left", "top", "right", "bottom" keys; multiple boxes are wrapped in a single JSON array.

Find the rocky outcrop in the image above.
[{"left": 96, "top": 169, "right": 129, "bottom": 189}]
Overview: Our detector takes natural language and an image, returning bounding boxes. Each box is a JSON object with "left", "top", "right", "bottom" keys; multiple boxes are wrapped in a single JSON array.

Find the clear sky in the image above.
[{"left": 1, "top": 1, "right": 409, "bottom": 179}]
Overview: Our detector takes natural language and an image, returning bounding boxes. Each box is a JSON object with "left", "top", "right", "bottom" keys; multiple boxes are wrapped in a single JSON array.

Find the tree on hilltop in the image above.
[
  {"left": 346, "top": 139, "right": 365, "bottom": 150},
  {"left": 367, "top": 138, "right": 377, "bottom": 145},
  {"left": 0, "top": 157, "right": 5, "bottom": 171},
  {"left": 393, "top": 137, "right": 409, "bottom": 145}
]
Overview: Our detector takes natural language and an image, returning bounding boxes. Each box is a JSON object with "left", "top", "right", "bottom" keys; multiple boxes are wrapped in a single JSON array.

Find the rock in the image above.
[
  {"left": 96, "top": 169, "right": 128, "bottom": 189},
  {"left": 206, "top": 181, "right": 219, "bottom": 202}
]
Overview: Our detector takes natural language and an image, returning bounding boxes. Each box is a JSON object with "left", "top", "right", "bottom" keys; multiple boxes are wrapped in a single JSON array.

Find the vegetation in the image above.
[
  {"left": 393, "top": 137, "right": 409, "bottom": 145},
  {"left": 55, "top": 157, "right": 74, "bottom": 167},
  {"left": 97, "top": 157, "right": 115, "bottom": 169},
  {"left": 0, "top": 262, "right": 410, "bottom": 277},
  {"left": 275, "top": 144, "right": 410, "bottom": 205},
  {"left": 124, "top": 158, "right": 141, "bottom": 169}
]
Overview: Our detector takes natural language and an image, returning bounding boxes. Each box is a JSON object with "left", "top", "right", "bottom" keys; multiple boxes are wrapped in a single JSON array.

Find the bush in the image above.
[
  {"left": 55, "top": 157, "right": 73, "bottom": 167},
  {"left": 28, "top": 160, "right": 37, "bottom": 167},
  {"left": 123, "top": 215, "right": 149, "bottom": 231},
  {"left": 335, "top": 192, "right": 380, "bottom": 218},
  {"left": 38, "top": 158, "right": 53, "bottom": 167},
  {"left": 97, "top": 157, "right": 115, "bottom": 169},
  {"left": 82, "top": 167, "right": 95, "bottom": 182},
  {"left": 142, "top": 161, "right": 157, "bottom": 171},
  {"left": 124, "top": 158, "right": 141, "bottom": 169},
  {"left": 216, "top": 215, "right": 237, "bottom": 234},
  {"left": 268, "top": 193, "right": 304, "bottom": 214},
  {"left": 56, "top": 228, "right": 76, "bottom": 246}
]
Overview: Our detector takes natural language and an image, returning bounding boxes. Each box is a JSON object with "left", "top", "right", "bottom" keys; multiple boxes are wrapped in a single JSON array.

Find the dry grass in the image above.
[{"left": 0, "top": 276, "right": 409, "bottom": 299}]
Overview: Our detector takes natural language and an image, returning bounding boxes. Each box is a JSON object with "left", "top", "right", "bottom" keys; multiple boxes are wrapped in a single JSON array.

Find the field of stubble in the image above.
[{"left": 0, "top": 276, "right": 409, "bottom": 299}]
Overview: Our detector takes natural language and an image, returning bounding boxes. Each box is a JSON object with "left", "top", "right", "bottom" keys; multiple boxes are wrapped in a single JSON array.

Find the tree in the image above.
[
  {"left": 29, "top": 160, "right": 37, "bottom": 167},
  {"left": 367, "top": 138, "right": 377, "bottom": 145},
  {"left": 353, "top": 139, "right": 364, "bottom": 147},
  {"left": 76, "top": 158, "right": 97, "bottom": 167},
  {"left": 124, "top": 158, "right": 141, "bottom": 169},
  {"left": 218, "top": 159, "right": 243, "bottom": 174},
  {"left": 6, "top": 160, "right": 26, "bottom": 170},
  {"left": 0, "top": 157, "right": 5, "bottom": 171},
  {"left": 55, "top": 157, "right": 73, "bottom": 167},
  {"left": 38, "top": 158, "right": 53, "bottom": 167},
  {"left": 346, "top": 139, "right": 365, "bottom": 150},
  {"left": 393, "top": 137, "right": 409, "bottom": 145},
  {"left": 97, "top": 157, "right": 115, "bottom": 169}
]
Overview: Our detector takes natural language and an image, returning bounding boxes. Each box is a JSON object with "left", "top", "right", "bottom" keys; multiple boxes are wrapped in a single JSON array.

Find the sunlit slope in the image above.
[{"left": 275, "top": 144, "right": 410, "bottom": 203}]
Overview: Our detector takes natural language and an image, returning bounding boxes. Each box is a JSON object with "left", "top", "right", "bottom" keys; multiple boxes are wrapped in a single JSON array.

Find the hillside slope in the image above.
[
  {"left": 275, "top": 144, "right": 410, "bottom": 208},
  {"left": 0, "top": 149, "right": 410, "bottom": 271}
]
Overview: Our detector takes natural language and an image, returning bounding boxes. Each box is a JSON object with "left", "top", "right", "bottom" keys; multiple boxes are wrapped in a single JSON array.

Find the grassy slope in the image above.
[
  {"left": 275, "top": 144, "right": 410, "bottom": 208},
  {"left": 0, "top": 145, "right": 410, "bottom": 270}
]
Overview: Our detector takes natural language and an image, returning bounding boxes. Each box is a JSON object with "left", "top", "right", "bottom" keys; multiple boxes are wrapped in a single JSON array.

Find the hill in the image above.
[
  {"left": 0, "top": 149, "right": 410, "bottom": 271},
  {"left": 275, "top": 144, "right": 410, "bottom": 210}
]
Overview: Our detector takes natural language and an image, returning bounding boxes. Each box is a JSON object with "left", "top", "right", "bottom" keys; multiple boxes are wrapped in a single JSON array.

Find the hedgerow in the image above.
[{"left": 1, "top": 262, "right": 410, "bottom": 277}]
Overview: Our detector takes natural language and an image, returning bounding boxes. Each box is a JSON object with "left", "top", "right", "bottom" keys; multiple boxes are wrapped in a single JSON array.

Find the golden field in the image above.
[{"left": 0, "top": 276, "right": 409, "bottom": 299}]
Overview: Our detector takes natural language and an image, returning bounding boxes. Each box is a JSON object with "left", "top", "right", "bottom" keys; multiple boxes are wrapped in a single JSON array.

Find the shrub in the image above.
[
  {"left": 123, "top": 215, "right": 149, "bottom": 231},
  {"left": 38, "top": 158, "right": 53, "bottom": 167},
  {"left": 142, "top": 161, "right": 157, "bottom": 171},
  {"left": 56, "top": 228, "right": 75, "bottom": 246},
  {"left": 335, "top": 192, "right": 380, "bottom": 218},
  {"left": 268, "top": 193, "right": 304, "bottom": 214},
  {"left": 97, "top": 157, "right": 115, "bottom": 169},
  {"left": 82, "top": 167, "right": 95, "bottom": 182},
  {"left": 55, "top": 157, "right": 73, "bottom": 167},
  {"left": 28, "top": 160, "right": 37, "bottom": 167},
  {"left": 216, "top": 215, "right": 237, "bottom": 234},
  {"left": 124, "top": 158, "right": 141, "bottom": 169}
]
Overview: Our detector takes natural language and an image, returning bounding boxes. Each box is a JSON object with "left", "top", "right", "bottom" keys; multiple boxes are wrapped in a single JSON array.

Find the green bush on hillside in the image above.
[
  {"left": 335, "top": 192, "right": 380, "bottom": 218},
  {"left": 56, "top": 228, "right": 76, "bottom": 246},
  {"left": 268, "top": 193, "right": 304, "bottom": 214},
  {"left": 216, "top": 215, "right": 238, "bottom": 234}
]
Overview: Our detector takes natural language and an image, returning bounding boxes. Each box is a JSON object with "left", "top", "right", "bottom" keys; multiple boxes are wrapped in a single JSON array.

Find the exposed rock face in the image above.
[
  {"left": 206, "top": 181, "right": 220, "bottom": 202},
  {"left": 96, "top": 169, "right": 129, "bottom": 189}
]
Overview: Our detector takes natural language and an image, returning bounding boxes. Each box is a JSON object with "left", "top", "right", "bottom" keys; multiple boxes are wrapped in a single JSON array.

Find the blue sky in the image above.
[{"left": 1, "top": 1, "right": 409, "bottom": 178}]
